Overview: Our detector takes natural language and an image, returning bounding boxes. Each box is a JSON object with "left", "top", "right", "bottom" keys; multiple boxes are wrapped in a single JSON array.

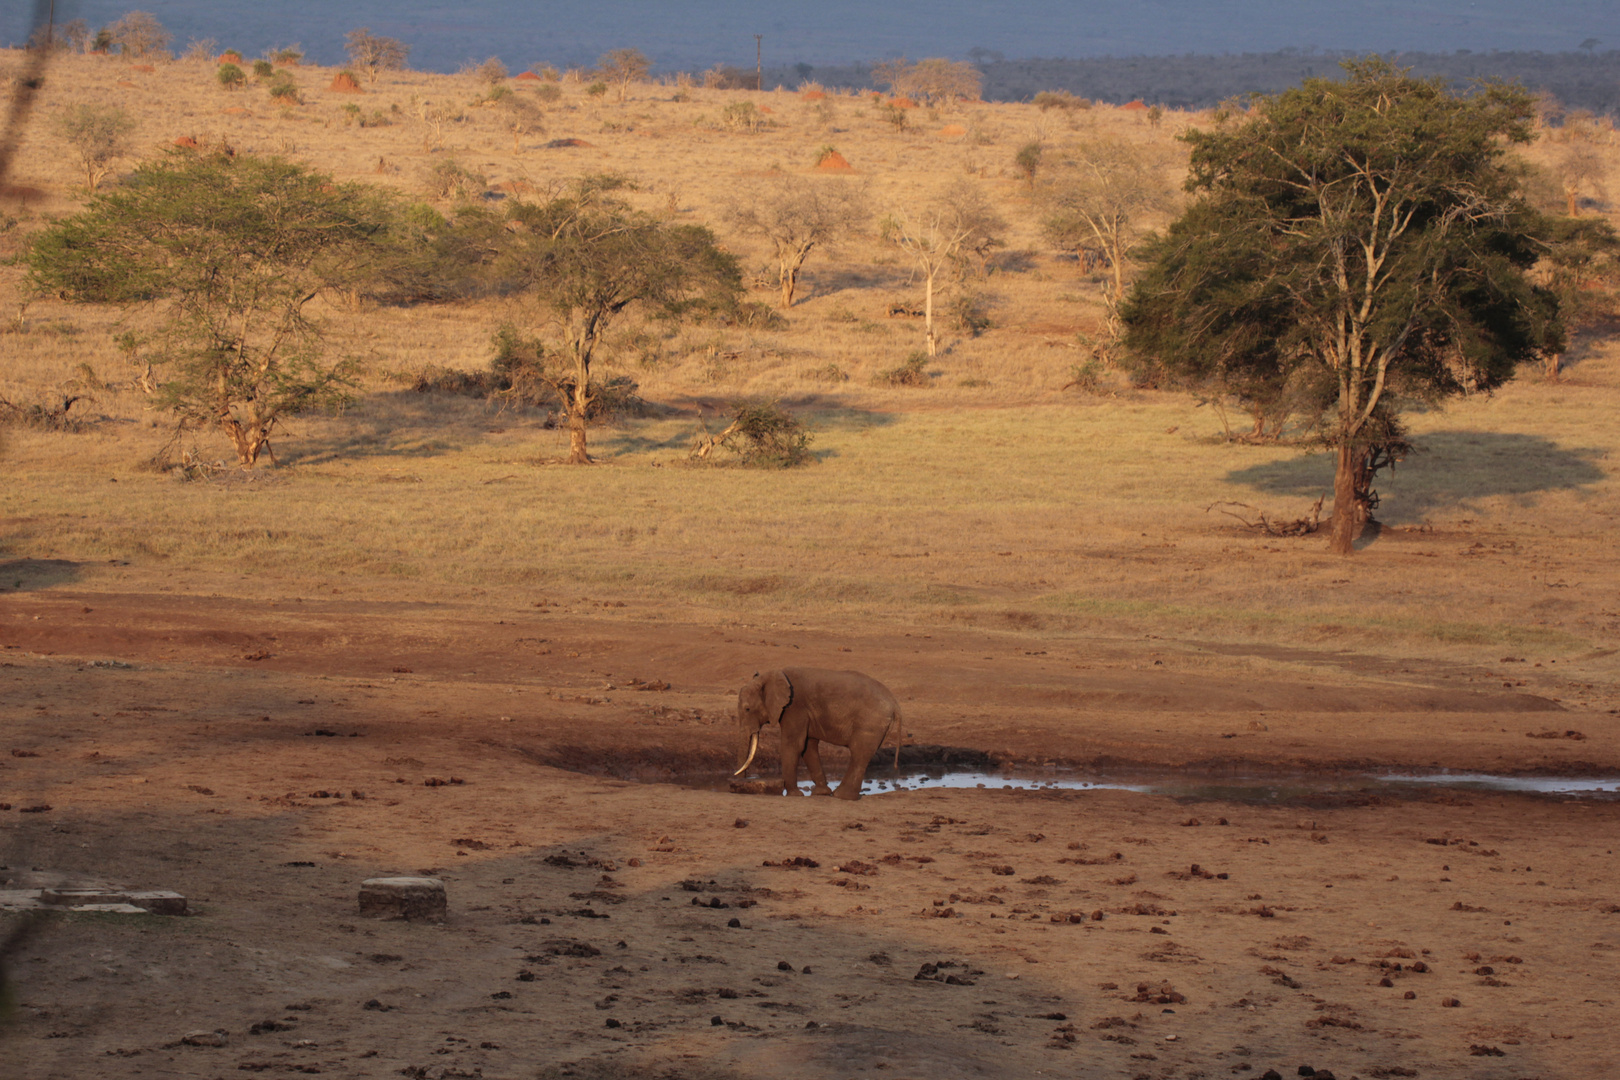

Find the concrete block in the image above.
[{"left": 359, "top": 877, "right": 447, "bottom": 922}]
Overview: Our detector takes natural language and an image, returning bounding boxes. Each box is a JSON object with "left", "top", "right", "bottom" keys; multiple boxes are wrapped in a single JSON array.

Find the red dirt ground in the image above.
[{"left": 3, "top": 572, "right": 1618, "bottom": 1079}]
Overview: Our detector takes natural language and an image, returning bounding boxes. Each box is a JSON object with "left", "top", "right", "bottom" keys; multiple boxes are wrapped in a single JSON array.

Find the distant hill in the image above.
[{"left": 771, "top": 50, "right": 1620, "bottom": 115}]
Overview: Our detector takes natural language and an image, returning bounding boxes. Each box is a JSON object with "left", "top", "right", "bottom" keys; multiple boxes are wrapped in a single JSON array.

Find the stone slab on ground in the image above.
[{"left": 358, "top": 876, "right": 447, "bottom": 922}]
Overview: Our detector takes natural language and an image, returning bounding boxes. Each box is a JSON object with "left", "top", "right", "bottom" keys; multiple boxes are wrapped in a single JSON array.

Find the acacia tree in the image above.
[
  {"left": 29, "top": 153, "right": 394, "bottom": 466},
  {"left": 1041, "top": 137, "right": 1177, "bottom": 332},
  {"left": 496, "top": 178, "right": 742, "bottom": 462},
  {"left": 727, "top": 176, "right": 867, "bottom": 308},
  {"left": 345, "top": 28, "right": 410, "bottom": 83},
  {"left": 1122, "top": 59, "right": 1568, "bottom": 554},
  {"left": 597, "top": 48, "right": 651, "bottom": 103},
  {"left": 56, "top": 104, "right": 134, "bottom": 190},
  {"left": 883, "top": 180, "right": 1003, "bottom": 356}
]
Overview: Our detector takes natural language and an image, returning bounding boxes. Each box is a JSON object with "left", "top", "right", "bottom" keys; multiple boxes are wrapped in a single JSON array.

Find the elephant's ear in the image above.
[{"left": 762, "top": 669, "right": 793, "bottom": 726}]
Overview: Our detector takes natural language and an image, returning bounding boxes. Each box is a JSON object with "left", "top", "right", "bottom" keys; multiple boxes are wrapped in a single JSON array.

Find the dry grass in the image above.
[{"left": 2, "top": 50, "right": 1618, "bottom": 674}]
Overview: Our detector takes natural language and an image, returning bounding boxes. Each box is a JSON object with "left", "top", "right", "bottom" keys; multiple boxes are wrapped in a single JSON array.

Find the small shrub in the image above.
[
  {"left": 267, "top": 74, "right": 301, "bottom": 106},
  {"left": 422, "top": 159, "right": 488, "bottom": 201},
  {"left": 536, "top": 65, "right": 561, "bottom": 82},
  {"left": 1065, "top": 359, "right": 1105, "bottom": 393},
  {"left": 721, "top": 101, "right": 762, "bottom": 132},
  {"left": 876, "top": 352, "right": 931, "bottom": 387},
  {"left": 1033, "top": 90, "right": 1090, "bottom": 111},
  {"left": 216, "top": 62, "right": 245, "bottom": 89},
  {"left": 671, "top": 89, "right": 691, "bottom": 103},
  {"left": 691, "top": 399, "right": 813, "bottom": 467},
  {"left": 415, "top": 326, "right": 648, "bottom": 422},
  {"left": 1014, "top": 140, "right": 1043, "bottom": 187},
  {"left": 876, "top": 102, "right": 908, "bottom": 130},
  {"left": 251, "top": 59, "right": 274, "bottom": 80},
  {"left": 728, "top": 300, "right": 786, "bottom": 331},
  {"left": 703, "top": 65, "right": 759, "bottom": 90},
  {"left": 948, "top": 291, "right": 993, "bottom": 335},
  {"left": 474, "top": 56, "right": 508, "bottom": 84},
  {"left": 804, "top": 363, "right": 849, "bottom": 383},
  {"left": 272, "top": 46, "right": 303, "bottom": 66},
  {"left": 533, "top": 82, "right": 562, "bottom": 103},
  {"left": 341, "top": 102, "right": 362, "bottom": 124},
  {"left": 585, "top": 81, "right": 609, "bottom": 98}
]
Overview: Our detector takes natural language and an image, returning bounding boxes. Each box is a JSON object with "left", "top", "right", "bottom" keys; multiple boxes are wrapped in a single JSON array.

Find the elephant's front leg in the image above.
[
  {"left": 780, "top": 734, "right": 807, "bottom": 796},
  {"left": 803, "top": 738, "right": 834, "bottom": 796}
]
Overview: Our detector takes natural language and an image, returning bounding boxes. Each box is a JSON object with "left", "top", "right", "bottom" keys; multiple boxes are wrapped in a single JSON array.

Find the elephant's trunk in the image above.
[{"left": 733, "top": 731, "right": 759, "bottom": 776}]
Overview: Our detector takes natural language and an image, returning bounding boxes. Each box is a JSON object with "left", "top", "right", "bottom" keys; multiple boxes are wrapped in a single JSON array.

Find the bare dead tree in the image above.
[{"left": 727, "top": 175, "right": 867, "bottom": 308}]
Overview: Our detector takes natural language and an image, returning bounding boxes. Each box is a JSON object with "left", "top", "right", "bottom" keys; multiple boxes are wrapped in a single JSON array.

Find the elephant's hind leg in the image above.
[{"left": 803, "top": 738, "right": 834, "bottom": 796}]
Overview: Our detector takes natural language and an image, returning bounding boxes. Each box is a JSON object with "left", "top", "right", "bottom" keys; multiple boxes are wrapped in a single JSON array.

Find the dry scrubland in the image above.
[
  {"left": 2, "top": 49, "right": 1620, "bottom": 1080},
  {"left": 0, "top": 51, "right": 1617, "bottom": 668}
]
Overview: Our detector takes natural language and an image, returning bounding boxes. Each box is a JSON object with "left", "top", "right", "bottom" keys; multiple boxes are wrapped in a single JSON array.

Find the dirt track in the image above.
[{"left": 4, "top": 579, "right": 1619, "bottom": 1080}]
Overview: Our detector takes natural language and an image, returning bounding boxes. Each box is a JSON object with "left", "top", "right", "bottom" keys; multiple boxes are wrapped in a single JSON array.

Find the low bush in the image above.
[
  {"left": 690, "top": 398, "right": 813, "bottom": 467},
  {"left": 1033, "top": 90, "right": 1090, "bottom": 111},
  {"left": 875, "top": 352, "right": 931, "bottom": 387},
  {"left": 414, "top": 325, "right": 649, "bottom": 422}
]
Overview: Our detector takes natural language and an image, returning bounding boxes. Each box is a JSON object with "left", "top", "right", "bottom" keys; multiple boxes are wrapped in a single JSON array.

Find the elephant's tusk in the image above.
[{"left": 733, "top": 732, "right": 759, "bottom": 776}]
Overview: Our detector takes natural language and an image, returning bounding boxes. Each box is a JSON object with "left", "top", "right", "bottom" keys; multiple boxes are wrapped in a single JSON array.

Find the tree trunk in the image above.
[
  {"left": 780, "top": 266, "right": 797, "bottom": 309},
  {"left": 1329, "top": 440, "right": 1358, "bottom": 555},
  {"left": 567, "top": 413, "right": 590, "bottom": 463},
  {"left": 924, "top": 269, "right": 937, "bottom": 357},
  {"left": 566, "top": 359, "right": 592, "bottom": 463}
]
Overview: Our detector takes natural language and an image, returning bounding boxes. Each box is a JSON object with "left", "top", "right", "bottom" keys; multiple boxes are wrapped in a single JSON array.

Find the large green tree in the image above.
[
  {"left": 1123, "top": 59, "right": 1569, "bottom": 554},
  {"left": 30, "top": 152, "right": 395, "bottom": 466}
]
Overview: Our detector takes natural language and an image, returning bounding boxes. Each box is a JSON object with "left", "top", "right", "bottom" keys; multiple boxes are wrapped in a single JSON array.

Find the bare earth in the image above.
[{"left": 3, "top": 572, "right": 1618, "bottom": 1080}]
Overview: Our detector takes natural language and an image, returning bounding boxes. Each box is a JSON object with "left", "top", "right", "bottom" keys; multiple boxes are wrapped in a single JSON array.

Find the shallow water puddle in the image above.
[{"left": 706, "top": 768, "right": 1620, "bottom": 801}]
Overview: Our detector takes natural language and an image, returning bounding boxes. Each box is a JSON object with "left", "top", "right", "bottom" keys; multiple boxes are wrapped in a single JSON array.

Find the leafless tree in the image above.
[
  {"left": 1556, "top": 142, "right": 1608, "bottom": 216},
  {"left": 883, "top": 180, "right": 1004, "bottom": 356},
  {"left": 727, "top": 176, "right": 867, "bottom": 308},
  {"left": 1041, "top": 137, "right": 1178, "bottom": 329},
  {"left": 345, "top": 28, "right": 410, "bottom": 83},
  {"left": 107, "top": 11, "right": 171, "bottom": 60},
  {"left": 898, "top": 58, "right": 983, "bottom": 108},
  {"left": 597, "top": 48, "right": 651, "bottom": 103},
  {"left": 28, "top": 18, "right": 89, "bottom": 52}
]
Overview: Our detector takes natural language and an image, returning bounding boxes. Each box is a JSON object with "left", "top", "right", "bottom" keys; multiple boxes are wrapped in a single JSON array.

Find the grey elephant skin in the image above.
[{"left": 735, "top": 667, "right": 902, "bottom": 801}]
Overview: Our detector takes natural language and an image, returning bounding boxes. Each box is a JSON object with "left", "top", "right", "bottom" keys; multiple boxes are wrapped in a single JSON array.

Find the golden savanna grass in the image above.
[{"left": 1, "top": 50, "right": 1618, "bottom": 690}]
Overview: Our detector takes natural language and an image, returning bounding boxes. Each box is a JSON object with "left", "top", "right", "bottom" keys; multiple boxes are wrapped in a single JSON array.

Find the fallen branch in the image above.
[{"left": 1206, "top": 496, "right": 1324, "bottom": 537}]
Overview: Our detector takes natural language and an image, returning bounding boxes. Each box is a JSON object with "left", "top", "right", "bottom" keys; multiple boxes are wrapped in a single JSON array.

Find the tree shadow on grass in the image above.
[
  {"left": 607, "top": 399, "right": 899, "bottom": 461},
  {"left": 0, "top": 558, "right": 81, "bottom": 592},
  {"left": 278, "top": 388, "right": 546, "bottom": 465},
  {"left": 1225, "top": 430, "right": 1608, "bottom": 524}
]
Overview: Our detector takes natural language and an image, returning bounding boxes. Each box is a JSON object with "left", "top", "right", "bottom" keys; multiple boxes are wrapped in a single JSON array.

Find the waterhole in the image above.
[{"left": 708, "top": 767, "right": 1620, "bottom": 802}]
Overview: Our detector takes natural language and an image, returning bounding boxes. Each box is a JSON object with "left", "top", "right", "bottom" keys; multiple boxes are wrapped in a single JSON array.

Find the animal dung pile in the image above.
[{"left": 358, "top": 876, "right": 447, "bottom": 922}]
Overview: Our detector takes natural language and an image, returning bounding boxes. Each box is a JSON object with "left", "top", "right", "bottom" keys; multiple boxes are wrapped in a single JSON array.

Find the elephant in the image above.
[{"left": 733, "top": 667, "right": 902, "bottom": 801}]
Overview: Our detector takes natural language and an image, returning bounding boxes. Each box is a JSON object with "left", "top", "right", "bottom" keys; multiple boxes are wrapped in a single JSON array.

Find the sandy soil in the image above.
[{"left": 3, "top": 573, "right": 1619, "bottom": 1080}]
